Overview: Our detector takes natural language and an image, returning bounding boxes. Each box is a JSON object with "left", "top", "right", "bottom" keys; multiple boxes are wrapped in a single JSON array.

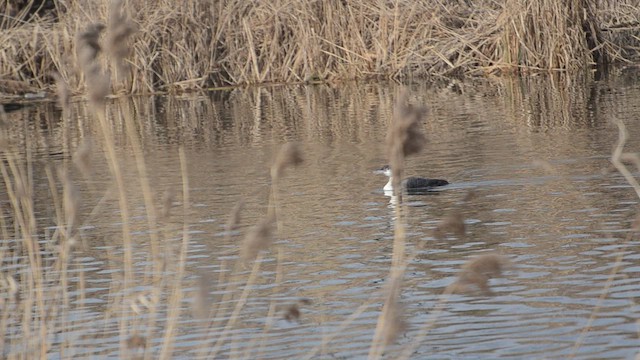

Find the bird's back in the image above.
[{"left": 404, "top": 177, "right": 449, "bottom": 189}]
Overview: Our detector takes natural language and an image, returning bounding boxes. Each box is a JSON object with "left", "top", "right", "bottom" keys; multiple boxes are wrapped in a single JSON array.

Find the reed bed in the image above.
[{"left": 1, "top": 0, "right": 640, "bottom": 96}]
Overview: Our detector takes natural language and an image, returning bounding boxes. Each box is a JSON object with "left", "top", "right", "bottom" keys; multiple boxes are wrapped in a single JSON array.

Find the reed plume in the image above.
[
  {"left": 271, "top": 142, "right": 303, "bottom": 180},
  {"left": 283, "top": 304, "right": 301, "bottom": 322},
  {"left": 76, "top": 23, "right": 105, "bottom": 71},
  {"left": 240, "top": 216, "right": 275, "bottom": 262},
  {"left": 433, "top": 211, "right": 466, "bottom": 240},
  {"left": 126, "top": 334, "right": 146, "bottom": 349},
  {"left": 386, "top": 91, "right": 427, "bottom": 184},
  {"left": 270, "top": 142, "right": 303, "bottom": 231},
  {"left": 76, "top": 23, "right": 110, "bottom": 108},
  {"left": 447, "top": 254, "right": 511, "bottom": 296},
  {"left": 105, "top": 0, "right": 137, "bottom": 82}
]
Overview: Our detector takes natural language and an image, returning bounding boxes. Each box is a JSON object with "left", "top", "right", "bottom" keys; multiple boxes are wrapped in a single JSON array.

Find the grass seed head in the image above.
[
  {"left": 448, "top": 253, "right": 511, "bottom": 296},
  {"left": 126, "top": 334, "right": 146, "bottom": 349},
  {"left": 462, "top": 253, "right": 510, "bottom": 278},
  {"left": 106, "top": 0, "right": 137, "bottom": 76},
  {"left": 76, "top": 23, "right": 110, "bottom": 108},
  {"left": 433, "top": 211, "right": 466, "bottom": 239},
  {"left": 271, "top": 142, "right": 303, "bottom": 180},
  {"left": 449, "top": 271, "right": 492, "bottom": 295},
  {"left": 387, "top": 91, "right": 427, "bottom": 162},
  {"left": 283, "top": 304, "right": 301, "bottom": 322},
  {"left": 240, "top": 216, "right": 275, "bottom": 261},
  {"left": 76, "top": 23, "right": 105, "bottom": 72}
]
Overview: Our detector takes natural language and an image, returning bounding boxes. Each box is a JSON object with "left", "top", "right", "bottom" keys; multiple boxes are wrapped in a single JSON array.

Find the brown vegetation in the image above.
[{"left": 1, "top": 0, "right": 640, "bottom": 97}]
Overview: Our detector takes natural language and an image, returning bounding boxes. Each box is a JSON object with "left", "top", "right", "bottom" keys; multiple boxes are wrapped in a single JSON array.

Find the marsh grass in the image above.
[{"left": 1, "top": 0, "right": 639, "bottom": 96}]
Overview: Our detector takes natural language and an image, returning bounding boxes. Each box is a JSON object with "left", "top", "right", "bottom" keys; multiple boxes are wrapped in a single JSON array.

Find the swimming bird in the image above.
[{"left": 375, "top": 165, "right": 449, "bottom": 193}]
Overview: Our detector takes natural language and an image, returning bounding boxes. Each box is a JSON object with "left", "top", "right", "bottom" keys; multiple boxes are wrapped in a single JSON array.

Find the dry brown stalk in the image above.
[
  {"left": 53, "top": 72, "right": 70, "bottom": 110},
  {"left": 60, "top": 170, "right": 80, "bottom": 239},
  {"left": 225, "top": 199, "right": 245, "bottom": 233},
  {"left": 73, "top": 137, "right": 93, "bottom": 178},
  {"left": 160, "top": 187, "right": 175, "bottom": 220}
]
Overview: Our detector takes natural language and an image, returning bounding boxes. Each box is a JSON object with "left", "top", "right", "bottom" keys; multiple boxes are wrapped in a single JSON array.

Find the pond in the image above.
[{"left": 2, "top": 73, "right": 640, "bottom": 359}]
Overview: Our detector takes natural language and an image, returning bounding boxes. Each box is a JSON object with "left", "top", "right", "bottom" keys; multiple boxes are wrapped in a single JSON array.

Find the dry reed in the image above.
[
  {"left": 283, "top": 303, "right": 301, "bottom": 322},
  {"left": 1, "top": 0, "right": 639, "bottom": 96},
  {"left": 105, "top": 0, "right": 137, "bottom": 83},
  {"left": 240, "top": 215, "right": 275, "bottom": 262},
  {"left": 271, "top": 142, "right": 304, "bottom": 181}
]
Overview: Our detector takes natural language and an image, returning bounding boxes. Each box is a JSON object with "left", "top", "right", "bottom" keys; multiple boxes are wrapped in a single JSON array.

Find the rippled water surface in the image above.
[{"left": 2, "top": 75, "right": 640, "bottom": 359}]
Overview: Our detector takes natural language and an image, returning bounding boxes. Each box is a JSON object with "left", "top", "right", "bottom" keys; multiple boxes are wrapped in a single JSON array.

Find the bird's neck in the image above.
[{"left": 383, "top": 177, "right": 394, "bottom": 191}]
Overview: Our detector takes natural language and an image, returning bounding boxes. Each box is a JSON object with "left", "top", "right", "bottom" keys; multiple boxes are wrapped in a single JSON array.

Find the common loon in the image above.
[{"left": 375, "top": 165, "right": 449, "bottom": 193}]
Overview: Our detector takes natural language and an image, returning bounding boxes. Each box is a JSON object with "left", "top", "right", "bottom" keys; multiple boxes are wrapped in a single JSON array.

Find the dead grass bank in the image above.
[{"left": 0, "top": 0, "right": 639, "bottom": 95}]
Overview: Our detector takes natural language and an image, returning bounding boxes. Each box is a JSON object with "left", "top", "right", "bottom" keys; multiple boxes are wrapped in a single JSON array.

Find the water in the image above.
[{"left": 2, "top": 74, "right": 640, "bottom": 359}]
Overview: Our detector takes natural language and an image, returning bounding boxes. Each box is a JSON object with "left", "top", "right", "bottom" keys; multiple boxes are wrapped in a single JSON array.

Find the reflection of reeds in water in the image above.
[{"left": 504, "top": 74, "right": 599, "bottom": 130}]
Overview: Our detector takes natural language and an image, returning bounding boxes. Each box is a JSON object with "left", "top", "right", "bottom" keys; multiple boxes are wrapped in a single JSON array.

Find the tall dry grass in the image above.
[{"left": 1, "top": 0, "right": 639, "bottom": 96}]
